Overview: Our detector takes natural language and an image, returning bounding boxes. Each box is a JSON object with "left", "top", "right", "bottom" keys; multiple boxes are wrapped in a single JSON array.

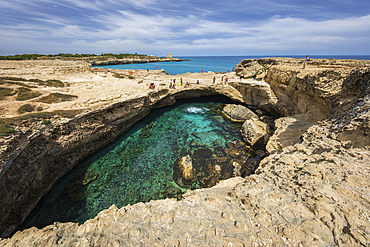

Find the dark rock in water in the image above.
[
  {"left": 139, "top": 122, "right": 156, "bottom": 138},
  {"left": 160, "top": 181, "right": 186, "bottom": 200},
  {"left": 193, "top": 148, "right": 213, "bottom": 160},
  {"left": 212, "top": 156, "right": 228, "bottom": 165},
  {"left": 189, "top": 139, "right": 205, "bottom": 148},
  {"left": 213, "top": 146, "right": 226, "bottom": 157},
  {"left": 64, "top": 173, "right": 87, "bottom": 203},
  {"left": 82, "top": 171, "right": 98, "bottom": 185}
]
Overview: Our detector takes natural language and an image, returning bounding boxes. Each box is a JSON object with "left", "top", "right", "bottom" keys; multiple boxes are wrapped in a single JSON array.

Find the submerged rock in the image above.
[
  {"left": 138, "top": 122, "right": 156, "bottom": 139},
  {"left": 173, "top": 155, "right": 195, "bottom": 188},
  {"left": 82, "top": 171, "right": 98, "bottom": 185}
]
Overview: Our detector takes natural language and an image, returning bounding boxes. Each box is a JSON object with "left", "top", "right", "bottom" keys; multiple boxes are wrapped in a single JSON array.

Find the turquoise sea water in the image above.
[
  {"left": 93, "top": 55, "right": 370, "bottom": 75},
  {"left": 20, "top": 96, "right": 260, "bottom": 230}
]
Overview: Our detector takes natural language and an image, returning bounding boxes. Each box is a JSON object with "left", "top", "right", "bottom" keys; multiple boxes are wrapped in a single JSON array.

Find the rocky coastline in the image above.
[
  {"left": 0, "top": 58, "right": 369, "bottom": 246},
  {"left": 91, "top": 56, "right": 187, "bottom": 66}
]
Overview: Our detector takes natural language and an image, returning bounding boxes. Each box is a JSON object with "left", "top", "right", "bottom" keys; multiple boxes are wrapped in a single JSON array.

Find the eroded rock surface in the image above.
[
  {"left": 266, "top": 113, "right": 315, "bottom": 153},
  {"left": 1, "top": 58, "right": 370, "bottom": 246},
  {"left": 222, "top": 104, "right": 259, "bottom": 122},
  {"left": 241, "top": 119, "right": 269, "bottom": 149}
]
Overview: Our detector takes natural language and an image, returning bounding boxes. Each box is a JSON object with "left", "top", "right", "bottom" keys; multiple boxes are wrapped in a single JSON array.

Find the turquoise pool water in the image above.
[{"left": 20, "top": 96, "right": 259, "bottom": 230}]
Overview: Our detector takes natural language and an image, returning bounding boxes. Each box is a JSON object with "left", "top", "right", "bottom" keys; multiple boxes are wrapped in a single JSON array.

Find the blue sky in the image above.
[{"left": 1, "top": 0, "right": 370, "bottom": 56}]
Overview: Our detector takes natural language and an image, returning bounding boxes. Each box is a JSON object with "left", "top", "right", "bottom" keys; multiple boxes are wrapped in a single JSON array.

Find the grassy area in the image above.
[
  {"left": 0, "top": 87, "right": 17, "bottom": 100},
  {"left": 16, "top": 87, "right": 42, "bottom": 101},
  {"left": 0, "top": 120, "right": 15, "bottom": 136},
  {"left": 17, "top": 104, "right": 35, "bottom": 114},
  {"left": 0, "top": 77, "right": 34, "bottom": 88},
  {"left": 36, "top": 93, "right": 78, "bottom": 104},
  {"left": 0, "top": 109, "right": 84, "bottom": 136},
  {"left": 0, "top": 77, "right": 65, "bottom": 88},
  {"left": 112, "top": 72, "right": 135, "bottom": 79},
  {"left": 0, "top": 53, "right": 148, "bottom": 60}
]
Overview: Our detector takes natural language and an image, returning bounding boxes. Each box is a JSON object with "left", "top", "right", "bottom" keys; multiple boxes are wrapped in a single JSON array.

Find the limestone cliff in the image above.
[
  {"left": 0, "top": 85, "right": 243, "bottom": 238},
  {"left": 0, "top": 58, "right": 370, "bottom": 246}
]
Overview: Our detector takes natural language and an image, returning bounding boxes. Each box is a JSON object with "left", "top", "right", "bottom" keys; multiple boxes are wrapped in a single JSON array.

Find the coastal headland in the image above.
[{"left": 0, "top": 57, "right": 369, "bottom": 246}]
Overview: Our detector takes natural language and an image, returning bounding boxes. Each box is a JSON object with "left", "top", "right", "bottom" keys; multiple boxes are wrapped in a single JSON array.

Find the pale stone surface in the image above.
[
  {"left": 228, "top": 80, "right": 281, "bottom": 116},
  {"left": 241, "top": 119, "right": 268, "bottom": 149},
  {"left": 266, "top": 113, "right": 315, "bottom": 153},
  {"left": 222, "top": 104, "right": 259, "bottom": 122},
  {"left": 1, "top": 58, "right": 370, "bottom": 246}
]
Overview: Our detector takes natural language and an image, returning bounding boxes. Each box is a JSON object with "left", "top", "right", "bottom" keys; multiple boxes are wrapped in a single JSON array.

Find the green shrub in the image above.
[
  {"left": 45, "top": 80, "right": 64, "bottom": 87},
  {"left": 36, "top": 93, "right": 77, "bottom": 104},
  {"left": 17, "top": 104, "right": 35, "bottom": 114},
  {"left": 36, "top": 106, "right": 43, "bottom": 111},
  {"left": 16, "top": 87, "right": 42, "bottom": 101},
  {"left": 42, "top": 120, "right": 51, "bottom": 125},
  {"left": 0, "top": 87, "right": 17, "bottom": 100},
  {"left": 0, "top": 77, "right": 65, "bottom": 88},
  {"left": 0, "top": 120, "right": 14, "bottom": 136},
  {"left": 112, "top": 72, "right": 125, "bottom": 79}
]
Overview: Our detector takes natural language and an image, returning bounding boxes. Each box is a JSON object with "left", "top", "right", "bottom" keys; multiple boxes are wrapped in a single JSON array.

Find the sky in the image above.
[{"left": 1, "top": 0, "right": 370, "bottom": 56}]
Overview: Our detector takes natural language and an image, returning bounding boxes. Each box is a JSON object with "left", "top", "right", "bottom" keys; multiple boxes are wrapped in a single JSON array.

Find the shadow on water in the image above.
[{"left": 18, "top": 95, "right": 265, "bottom": 231}]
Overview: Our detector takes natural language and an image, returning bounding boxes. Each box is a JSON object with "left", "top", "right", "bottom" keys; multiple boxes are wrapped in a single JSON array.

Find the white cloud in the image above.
[{"left": 1, "top": 2, "right": 370, "bottom": 55}]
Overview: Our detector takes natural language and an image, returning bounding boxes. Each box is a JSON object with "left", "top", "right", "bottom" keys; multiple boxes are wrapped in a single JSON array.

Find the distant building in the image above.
[{"left": 166, "top": 53, "right": 172, "bottom": 59}]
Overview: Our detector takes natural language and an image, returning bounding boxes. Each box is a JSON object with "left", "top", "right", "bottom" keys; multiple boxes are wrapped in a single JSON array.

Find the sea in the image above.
[{"left": 92, "top": 55, "right": 370, "bottom": 75}]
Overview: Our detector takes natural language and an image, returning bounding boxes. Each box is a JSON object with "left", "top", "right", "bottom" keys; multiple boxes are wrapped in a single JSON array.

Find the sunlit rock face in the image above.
[{"left": 1, "top": 58, "right": 370, "bottom": 246}]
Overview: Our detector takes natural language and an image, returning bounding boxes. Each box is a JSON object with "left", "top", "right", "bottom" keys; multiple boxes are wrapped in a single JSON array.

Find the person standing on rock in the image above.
[
  {"left": 213, "top": 77, "right": 216, "bottom": 84},
  {"left": 303, "top": 55, "right": 310, "bottom": 69}
]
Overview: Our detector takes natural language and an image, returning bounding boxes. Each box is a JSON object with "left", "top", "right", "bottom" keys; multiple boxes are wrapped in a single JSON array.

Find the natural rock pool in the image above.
[{"left": 20, "top": 96, "right": 263, "bottom": 230}]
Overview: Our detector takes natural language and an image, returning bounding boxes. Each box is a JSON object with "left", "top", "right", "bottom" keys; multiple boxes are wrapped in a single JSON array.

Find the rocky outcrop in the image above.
[
  {"left": 173, "top": 155, "right": 195, "bottom": 188},
  {"left": 241, "top": 119, "right": 269, "bottom": 149},
  {"left": 0, "top": 85, "right": 243, "bottom": 238},
  {"left": 228, "top": 81, "right": 282, "bottom": 116},
  {"left": 1, "top": 59, "right": 370, "bottom": 246},
  {"left": 2, "top": 117, "right": 369, "bottom": 246},
  {"left": 266, "top": 113, "right": 315, "bottom": 153},
  {"left": 232, "top": 58, "right": 370, "bottom": 122},
  {"left": 221, "top": 104, "right": 259, "bottom": 122}
]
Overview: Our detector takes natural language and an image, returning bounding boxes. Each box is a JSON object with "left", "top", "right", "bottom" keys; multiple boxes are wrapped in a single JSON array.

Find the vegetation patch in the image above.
[
  {"left": 112, "top": 72, "right": 125, "bottom": 79},
  {"left": 112, "top": 72, "right": 135, "bottom": 80},
  {"left": 17, "top": 104, "right": 35, "bottom": 114},
  {"left": 36, "top": 93, "right": 78, "bottom": 104},
  {"left": 0, "top": 87, "right": 17, "bottom": 100},
  {"left": 0, "top": 77, "right": 65, "bottom": 88},
  {"left": 43, "top": 120, "right": 51, "bottom": 125},
  {"left": 0, "top": 120, "right": 15, "bottom": 136},
  {"left": 0, "top": 53, "right": 148, "bottom": 60},
  {"left": 0, "top": 77, "right": 32, "bottom": 88},
  {"left": 16, "top": 87, "right": 42, "bottom": 101}
]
